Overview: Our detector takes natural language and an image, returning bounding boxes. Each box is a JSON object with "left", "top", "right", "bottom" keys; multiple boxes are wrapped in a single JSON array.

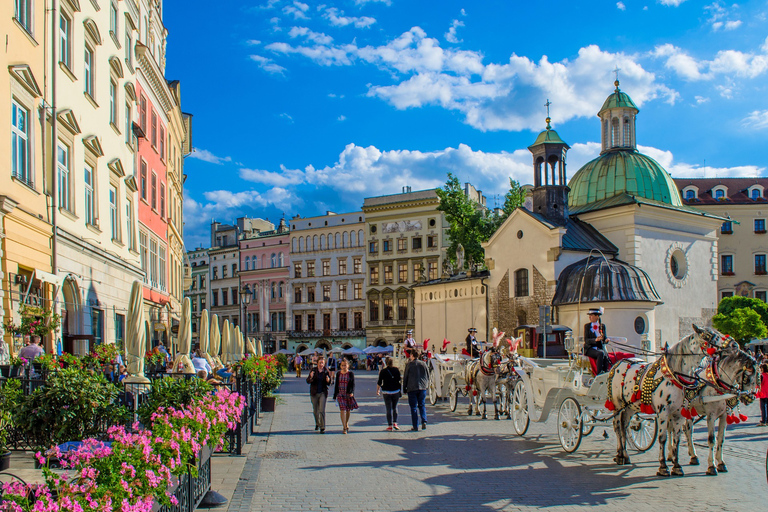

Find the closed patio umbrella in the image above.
[
  {"left": 198, "top": 310, "right": 214, "bottom": 367},
  {"left": 234, "top": 326, "right": 244, "bottom": 361},
  {"left": 172, "top": 297, "right": 195, "bottom": 374},
  {"left": 220, "top": 320, "right": 231, "bottom": 364},
  {"left": 257, "top": 339, "right": 263, "bottom": 358},
  {"left": 246, "top": 337, "right": 257, "bottom": 356},
  {"left": 124, "top": 281, "right": 149, "bottom": 384},
  {"left": 209, "top": 314, "right": 222, "bottom": 367}
]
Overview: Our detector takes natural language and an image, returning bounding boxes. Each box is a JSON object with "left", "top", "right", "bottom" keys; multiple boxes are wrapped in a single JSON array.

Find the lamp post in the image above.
[
  {"left": 264, "top": 321, "right": 272, "bottom": 354},
  {"left": 241, "top": 285, "right": 252, "bottom": 343}
]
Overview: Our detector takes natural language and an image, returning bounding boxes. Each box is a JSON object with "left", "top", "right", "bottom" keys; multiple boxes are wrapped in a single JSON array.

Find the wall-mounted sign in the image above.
[
  {"left": 382, "top": 220, "right": 422, "bottom": 233},
  {"left": 154, "top": 322, "right": 166, "bottom": 332}
]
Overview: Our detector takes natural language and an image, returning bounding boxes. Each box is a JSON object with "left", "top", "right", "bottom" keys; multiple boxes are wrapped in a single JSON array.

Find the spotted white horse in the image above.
[
  {"left": 676, "top": 341, "right": 758, "bottom": 475},
  {"left": 607, "top": 325, "right": 727, "bottom": 476},
  {"left": 464, "top": 329, "right": 506, "bottom": 419}
]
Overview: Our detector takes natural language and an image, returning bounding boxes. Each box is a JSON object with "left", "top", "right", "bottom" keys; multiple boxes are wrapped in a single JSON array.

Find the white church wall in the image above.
[
  {"left": 414, "top": 279, "right": 487, "bottom": 351},
  {"left": 557, "top": 302, "right": 656, "bottom": 352}
]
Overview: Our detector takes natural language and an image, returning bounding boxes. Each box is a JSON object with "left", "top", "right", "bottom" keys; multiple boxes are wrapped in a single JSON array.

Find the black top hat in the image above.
[
  {"left": 587, "top": 307, "right": 604, "bottom": 316},
  {"left": 468, "top": 327, "right": 477, "bottom": 332}
]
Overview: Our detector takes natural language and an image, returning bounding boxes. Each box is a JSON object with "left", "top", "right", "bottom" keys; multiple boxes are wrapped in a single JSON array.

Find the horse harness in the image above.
[{"left": 479, "top": 351, "right": 501, "bottom": 376}]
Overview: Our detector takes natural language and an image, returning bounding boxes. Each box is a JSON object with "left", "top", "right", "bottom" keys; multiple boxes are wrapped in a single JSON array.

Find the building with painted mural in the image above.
[
  {"left": 49, "top": 0, "right": 144, "bottom": 354},
  {"left": 675, "top": 177, "right": 768, "bottom": 303},
  {"left": 1, "top": 0, "right": 54, "bottom": 353},
  {"left": 288, "top": 212, "right": 367, "bottom": 353},
  {"left": 362, "top": 188, "right": 450, "bottom": 346},
  {"left": 239, "top": 219, "right": 289, "bottom": 354}
]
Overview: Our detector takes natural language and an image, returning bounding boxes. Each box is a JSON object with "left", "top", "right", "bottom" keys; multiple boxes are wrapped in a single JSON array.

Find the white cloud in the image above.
[
  {"left": 658, "top": 0, "right": 686, "bottom": 6},
  {"left": 706, "top": 2, "right": 742, "bottom": 32},
  {"left": 724, "top": 20, "right": 742, "bottom": 30},
  {"left": 240, "top": 164, "right": 306, "bottom": 187},
  {"left": 279, "top": 113, "right": 294, "bottom": 122},
  {"left": 639, "top": 145, "right": 763, "bottom": 178},
  {"left": 445, "top": 19, "right": 464, "bottom": 44},
  {"left": 288, "top": 26, "right": 333, "bottom": 45},
  {"left": 652, "top": 42, "right": 768, "bottom": 81},
  {"left": 694, "top": 95, "right": 709, "bottom": 104},
  {"left": 653, "top": 44, "right": 705, "bottom": 80},
  {"left": 743, "top": 110, "right": 768, "bottom": 129},
  {"left": 460, "top": 8, "right": 467, "bottom": 16},
  {"left": 323, "top": 7, "right": 376, "bottom": 28},
  {"left": 353, "top": 0, "right": 391, "bottom": 5},
  {"left": 188, "top": 148, "right": 233, "bottom": 165},
  {"left": 246, "top": 39, "right": 262, "bottom": 46},
  {"left": 249, "top": 54, "right": 287, "bottom": 74},
  {"left": 283, "top": 1, "right": 309, "bottom": 19},
  {"left": 337, "top": 115, "right": 347, "bottom": 121},
  {"left": 617, "top": 2, "right": 626, "bottom": 11}
]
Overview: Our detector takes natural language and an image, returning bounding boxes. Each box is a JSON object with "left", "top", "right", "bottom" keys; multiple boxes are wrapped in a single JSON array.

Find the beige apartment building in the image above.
[
  {"left": 1, "top": 0, "right": 55, "bottom": 352},
  {"left": 362, "top": 188, "right": 450, "bottom": 346},
  {"left": 676, "top": 178, "right": 768, "bottom": 302}
]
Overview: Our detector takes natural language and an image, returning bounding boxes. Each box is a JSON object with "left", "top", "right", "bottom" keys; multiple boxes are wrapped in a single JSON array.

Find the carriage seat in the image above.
[{"left": 586, "top": 351, "right": 636, "bottom": 376}]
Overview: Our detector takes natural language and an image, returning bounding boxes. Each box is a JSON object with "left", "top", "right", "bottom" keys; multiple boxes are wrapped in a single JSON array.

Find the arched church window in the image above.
[
  {"left": 611, "top": 118, "right": 620, "bottom": 148},
  {"left": 685, "top": 190, "right": 695, "bottom": 200},
  {"left": 623, "top": 117, "right": 631, "bottom": 147},
  {"left": 603, "top": 119, "right": 609, "bottom": 149},
  {"left": 514, "top": 268, "right": 529, "bottom": 297},
  {"left": 244, "top": 256, "right": 250, "bottom": 271}
]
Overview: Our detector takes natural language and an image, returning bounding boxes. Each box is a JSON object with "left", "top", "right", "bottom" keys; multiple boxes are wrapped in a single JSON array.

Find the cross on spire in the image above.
[
  {"left": 613, "top": 65, "right": 621, "bottom": 82},
  {"left": 545, "top": 99, "right": 552, "bottom": 117}
]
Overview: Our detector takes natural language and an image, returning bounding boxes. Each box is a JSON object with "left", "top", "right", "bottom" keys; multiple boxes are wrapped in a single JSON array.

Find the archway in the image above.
[
  {"left": 61, "top": 277, "right": 81, "bottom": 336},
  {"left": 296, "top": 344, "right": 308, "bottom": 354},
  {"left": 342, "top": 343, "right": 352, "bottom": 349},
  {"left": 376, "top": 338, "right": 388, "bottom": 347},
  {"left": 315, "top": 339, "right": 331, "bottom": 351}
]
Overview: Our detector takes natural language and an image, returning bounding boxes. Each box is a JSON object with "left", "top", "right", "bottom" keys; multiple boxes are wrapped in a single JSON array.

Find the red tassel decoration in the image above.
[
  {"left": 641, "top": 404, "right": 654, "bottom": 415},
  {"left": 472, "top": 390, "right": 478, "bottom": 396},
  {"left": 465, "top": 385, "right": 471, "bottom": 392},
  {"left": 706, "top": 347, "right": 717, "bottom": 356},
  {"left": 605, "top": 399, "right": 615, "bottom": 411},
  {"left": 739, "top": 413, "right": 748, "bottom": 422},
  {"left": 681, "top": 408, "right": 691, "bottom": 420},
  {"left": 726, "top": 415, "right": 734, "bottom": 425},
  {"left": 733, "top": 416, "right": 741, "bottom": 424},
  {"left": 690, "top": 407, "right": 698, "bottom": 417}
]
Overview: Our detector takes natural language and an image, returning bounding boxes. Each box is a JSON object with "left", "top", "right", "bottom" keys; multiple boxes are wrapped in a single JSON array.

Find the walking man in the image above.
[
  {"left": 307, "top": 356, "right": 332, "bottom": 433},
  {"left": 403, "top": 349, "right": 429, "bottom": 431}
]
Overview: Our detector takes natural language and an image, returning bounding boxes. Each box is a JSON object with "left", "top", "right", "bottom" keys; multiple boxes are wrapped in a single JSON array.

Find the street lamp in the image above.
[
  {"left": 264, "top": 321, "right": 272, "bottom": 354},
  {"left": 241, "top": 285, "right": 252, "bottom": 342}
]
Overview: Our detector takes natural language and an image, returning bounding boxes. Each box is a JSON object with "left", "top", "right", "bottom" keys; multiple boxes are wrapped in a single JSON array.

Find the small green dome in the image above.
[
  {"left": 529, "top": 127, "right": 569, "bottom": 148},
  {"left": 599, "top": 81, "right": 638, "bottom": 115},
  {"left": 568, "top": 150, "right": 683, "bottom": 210}
]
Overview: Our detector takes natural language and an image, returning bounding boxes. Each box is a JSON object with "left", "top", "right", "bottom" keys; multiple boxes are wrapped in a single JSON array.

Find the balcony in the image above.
[{"left": 287, "top": 329, "right": 366, "bottom": 338}]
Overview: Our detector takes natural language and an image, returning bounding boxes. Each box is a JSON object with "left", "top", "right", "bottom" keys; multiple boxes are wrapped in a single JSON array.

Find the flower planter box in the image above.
[
  {"left": 261, "top": 396, "right": 276, "bottom": 412},
  {"left": 153, "top": 445, "right": 212, "bottom": 512}
]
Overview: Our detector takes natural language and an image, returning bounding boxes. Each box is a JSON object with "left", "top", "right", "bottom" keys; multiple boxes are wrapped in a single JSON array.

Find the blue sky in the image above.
[{"left": 164, "top": 0, "right": 768, "bottom": 248}]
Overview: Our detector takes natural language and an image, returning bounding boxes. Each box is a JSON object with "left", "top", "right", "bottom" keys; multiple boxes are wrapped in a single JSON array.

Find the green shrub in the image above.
[{"left": 274, "top": 353, "right": 288, "bottom": 370}]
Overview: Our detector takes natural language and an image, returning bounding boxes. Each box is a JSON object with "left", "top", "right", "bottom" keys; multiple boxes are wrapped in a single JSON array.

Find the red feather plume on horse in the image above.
[
  {"left": 422, "top": 338, "right": 430, "bottom": 350},
  {"left": 442, "top": 338, "right": 450, "bottom": 350}
]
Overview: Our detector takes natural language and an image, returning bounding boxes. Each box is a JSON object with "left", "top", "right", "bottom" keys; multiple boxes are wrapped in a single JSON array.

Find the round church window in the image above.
[
  {"left": 665, "top": 244, "right": 689, "bottom": 288},
  {"left": 634, "top": 316, "right": 646, "bottom": 335}
]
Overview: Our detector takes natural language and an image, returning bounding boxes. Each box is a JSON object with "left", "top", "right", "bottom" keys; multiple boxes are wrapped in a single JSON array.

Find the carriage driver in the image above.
[
  {"left": 404, "top": 329, "right": 417, "bottom": 356},
  {"left": 466, "top": 327, "right": 481, "bottom": 358},
  {"left": 584, "top": 307, "right": 611, "bottom": 375}
]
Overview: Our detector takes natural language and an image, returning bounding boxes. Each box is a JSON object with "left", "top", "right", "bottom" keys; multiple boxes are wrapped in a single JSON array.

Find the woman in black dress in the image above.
[{"left": 377, "top": 356, "right": 402, "bottom": 431}]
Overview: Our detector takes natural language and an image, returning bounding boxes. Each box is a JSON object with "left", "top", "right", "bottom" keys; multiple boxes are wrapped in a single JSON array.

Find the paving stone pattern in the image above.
[{"left": 223, "top": 372, "right": 768, "bottom": 511}]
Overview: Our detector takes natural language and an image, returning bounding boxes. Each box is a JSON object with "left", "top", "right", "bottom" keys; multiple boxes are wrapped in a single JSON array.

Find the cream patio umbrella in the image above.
[
  {"left": 245, "top": 337, "right": 257, "bottom": 357},
  {"left": 233, "top": 326, "right": 244, "bottom": 361},
  {"left": 257, "top": 339, "right": 263, "bottom": 358},
  {"left": 209, "top": 314, "right": 222, "bottom": 367},
  {"left": 198, "top": 310, "right": 214, "bottom": 368},
  {"left": 172, "top": 297, "right": 195, "bottom": 374},
  {"left": 124, "top": 280, "right": 149, "bottom": 384},
  {"left": 220, "top": 320, "right": 231, "bottom": 364}
]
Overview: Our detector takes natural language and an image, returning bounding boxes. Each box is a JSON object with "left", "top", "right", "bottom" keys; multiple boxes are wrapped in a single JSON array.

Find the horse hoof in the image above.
[
  {"left": 706, "top": 466, "right": 718, "bottom": 476},
  {"left": 476, "top": 412, "right": 481, "bottom": 417},
  {"left": 717, "top": 463, "right": 728, "bottom": 473},
  {"left": 467, "top": 410, "right": 473, "bottom": 416},
  {"left": 482, "top": 414, "right": 487, "bottom": 420},
  {"left": 689, "top": 456, "right": 699, "bottom": 466},
  {"left": 671, "top": 466, "right": 685, "bottom": 477},
  {"left": 613, "top": 456, "right": 629, "bottom": 465},
  {"left": 657, "top": 467, "right": 670, "bottom": 477}
]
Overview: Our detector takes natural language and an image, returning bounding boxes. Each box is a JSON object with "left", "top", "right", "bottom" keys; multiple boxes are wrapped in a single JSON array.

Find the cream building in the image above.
[
  {"left": 676, "top": 177, "right": 768, "bottom": 302},
  {"left": 362, "top": 188, "right": 450, "bottom": 346},
  {"left": 288, "top": 212, "right": 367, "bottom": 352},
  {"left": 1, "top": 0, "right": 55, "bottom": 352},
  {"left": 50, "top": 0, "right": 143, "bottom": 351}
]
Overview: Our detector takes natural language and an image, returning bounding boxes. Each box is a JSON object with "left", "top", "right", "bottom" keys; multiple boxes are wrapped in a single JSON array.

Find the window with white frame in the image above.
[
  {"left": 139, "top": 231, "right": 148, "bottom": 283},
  {"left": 159, "top": 245, "right": 166, "bottom": 290},
  {"left": 110, "top": 2, "right": 118, "bottom": 36},
  {"left": 11, "top": 99, "right": 31, "bottom": 186},
  {"left": 15, "top": 0, "right": 33, "bottom": 34},
  {"left": 84, "top": 164, "right": 95, "bottom": 225},
  {"left": 57, "top": 143, "right": 70, "bottom": 211},
  {"left": 109, "top": 81, "right": 117, "bottom": 125},
  {"left": 140, "top": 160, "right": 147, "bottom": 201},
  {"left": 160, "top": 183, "right": 165, "bottom": 218},
  {"left": 151, "top": 110, "right": 157, "bottom": 147},
  {"left": 59, "top": 12, "right": 71, "bottom": 68},
  {"left": 109, "top": 185, "right": 118, "bottom": 240},
  {"left": 84, "top": 45, "right": 95, "bottom": 97},
  {"left": 149, "top": 238, "right": 158, "bottom": 287},
  {"left": 159, "top": 126, "right": 165, "bottom": 160},
  {"left": 151, "top": 172, "right": 157, "bottom": 210},
  {"left": 125, "top": 102, "right": 132, "bottom": 145},
  {"left": 126, "top": 198, "right": 133, "bottom": 249}
]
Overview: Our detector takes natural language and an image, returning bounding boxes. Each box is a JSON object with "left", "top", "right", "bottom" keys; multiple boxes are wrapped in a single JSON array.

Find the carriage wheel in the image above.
[
  {"left": 558, "top": 397, "right": 583, "bottom": 453},
  {"left": 581, "top": 410, "right": 595, "bottom": 437},
  {"left": 511, "top": 380, "right": 529, "bottom": 436},
  {"left": 428, "top": 375, "right": 438, "bottom": 406},
  {"left": 626, "top": 413, "right": 658, "bottom": 453},
  {"left": 448, "top": 378, "right": 459, "bottom": 412}
]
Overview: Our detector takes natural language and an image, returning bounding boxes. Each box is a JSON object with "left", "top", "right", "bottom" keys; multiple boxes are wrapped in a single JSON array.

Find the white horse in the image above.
[
  {"left": 464, "top": 330, "right": 506, "bottom": 419},
  {"left": 677, "top": 342, "right": 758, "bottom": 475},
  {"left": 496, "top": 337, "right": 523, "bottom": 418},
  {"left": 607, "top": 325, "right": 726, "bottom": 476}
]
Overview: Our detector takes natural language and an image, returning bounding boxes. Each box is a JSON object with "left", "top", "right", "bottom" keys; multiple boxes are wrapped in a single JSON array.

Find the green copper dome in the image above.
[
  {"left": 529, "top": 127, "right": 569, "bottom": 148},
  {"left": 568, "top": 150, "right": 684, "bottom": 211},
  {"left": 599, "top": 81, "right": 638, "bottom": 116}
]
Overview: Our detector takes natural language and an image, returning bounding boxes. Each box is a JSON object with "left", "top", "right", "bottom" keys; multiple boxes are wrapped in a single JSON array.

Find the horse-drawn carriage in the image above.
[{"left": 509, "top": 334, "right": 658, "bottom": 453}]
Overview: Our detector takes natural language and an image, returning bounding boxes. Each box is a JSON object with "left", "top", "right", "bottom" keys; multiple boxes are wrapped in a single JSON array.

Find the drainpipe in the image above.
[
  {"left": 480, "top": 277, "right": 489, "bottom": 344},
  {"left": 50, "top": 0, "right": 59, "bottom": 278}
]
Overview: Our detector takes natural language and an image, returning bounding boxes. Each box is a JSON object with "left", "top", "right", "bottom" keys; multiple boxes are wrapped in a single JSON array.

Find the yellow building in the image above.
[
  {"left": 676, "top": 178, "right": 768, "bottom": 302},
  {"left": 1, "top": 0, "right": 55, "bottom": 352},
  {"left": 362, "top": 188, "right": 449, "bottom": 346}
]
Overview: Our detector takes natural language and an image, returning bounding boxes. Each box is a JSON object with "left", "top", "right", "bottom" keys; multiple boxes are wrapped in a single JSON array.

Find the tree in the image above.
[
  {"left": 436, "top": 173, "right": 526, "bottom": 271},
  {"left": 712, "top": 296, "right": 768, "bottom": 346}
]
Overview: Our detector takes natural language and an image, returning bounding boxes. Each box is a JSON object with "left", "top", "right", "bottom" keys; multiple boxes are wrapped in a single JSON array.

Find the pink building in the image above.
[{"left": 239, "top": 219, "right": 289, "bottom": 353}]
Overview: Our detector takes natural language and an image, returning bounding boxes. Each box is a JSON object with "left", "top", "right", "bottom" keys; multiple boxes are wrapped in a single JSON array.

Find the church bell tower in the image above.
[{"left": 528, "top": 105, "right": 570, "bottom": 226}]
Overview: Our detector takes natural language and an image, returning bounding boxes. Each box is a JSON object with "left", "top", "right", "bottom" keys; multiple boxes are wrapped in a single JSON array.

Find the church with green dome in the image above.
[{"left": 483, "top": 81, "right": 724, "bottom": 355}]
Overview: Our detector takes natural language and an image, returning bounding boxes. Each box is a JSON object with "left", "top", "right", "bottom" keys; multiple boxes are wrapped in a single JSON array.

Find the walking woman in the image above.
[
  {"left": 307, "top": 356, "right": 332, "bottom": 433},
  {"left": 333, "top": 359, "right": 358, "bottom": 434},
  {"left": 377, "top": 356, "right": 402, "bottom": 431}
]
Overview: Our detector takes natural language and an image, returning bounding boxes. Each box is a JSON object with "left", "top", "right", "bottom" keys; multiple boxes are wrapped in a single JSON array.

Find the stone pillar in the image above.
[{"left": 0, "top": 197, "right": 19, "bottom": 350}]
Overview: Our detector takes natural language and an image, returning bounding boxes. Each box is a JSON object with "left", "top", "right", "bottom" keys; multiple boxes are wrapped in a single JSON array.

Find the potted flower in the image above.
[
  {"left": 241, "top": 355, "right": 283, "bottom": 411},
  {"left": 0, "top": 379, "right": 21, "bottom": 469},
  {"left": 8, "top": 354, "right": 27, "bottom": 378}
]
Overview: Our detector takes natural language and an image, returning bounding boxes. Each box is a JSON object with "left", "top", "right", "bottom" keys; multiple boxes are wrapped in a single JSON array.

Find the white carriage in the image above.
[{"left": 509, "top": 334, "right": 658, "bottom": 453}]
